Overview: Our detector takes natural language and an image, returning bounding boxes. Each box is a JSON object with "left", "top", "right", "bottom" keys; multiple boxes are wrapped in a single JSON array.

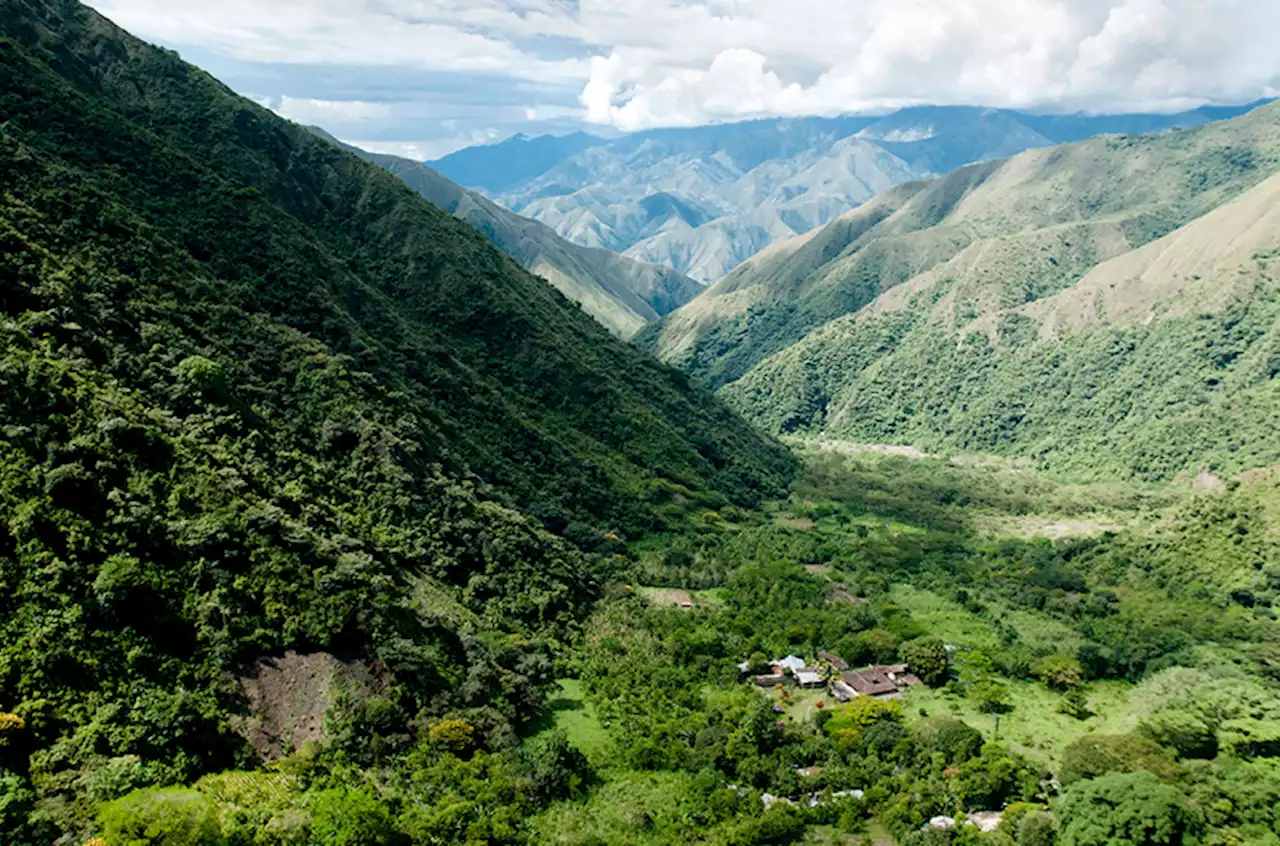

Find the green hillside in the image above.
[
  {"left": 330, "top": 135, "right": 704, "bottom": 339},
  {"left": 0, "top": 0, "right": 792, "bottom": 838},
  {"left": 641, "top": 102, "right": 1280, "bottom": 480},
  {"left": 725, "top": 172, "right": 1280, "bottom": 479},
  {"left": 639, "top": 101, "right": 1280, "bottom": 393}
]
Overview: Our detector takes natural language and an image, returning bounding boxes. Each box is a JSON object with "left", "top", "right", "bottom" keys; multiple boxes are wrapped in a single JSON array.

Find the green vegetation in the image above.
[
  {"left": 643, "top": 99, "right": 1280, "bottom": 483},
  {"left": 334, "top": 135, "right": 703, "bottom": 339},
  {"left": 0, "top": 1, "right": 790, "bottom": 842},
  {"left": 2, "top": 2, "right": 1280, "bottom": 846}
]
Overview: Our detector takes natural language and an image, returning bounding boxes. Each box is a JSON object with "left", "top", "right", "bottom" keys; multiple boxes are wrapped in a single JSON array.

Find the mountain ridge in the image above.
[
  {"left": 640, "top": 101, "right": 1280, "bottom": 389},
  {"left": 436, "top": 103, "right": 1269, "bottom": 283},
  {"left": 0, "top": 6, "right": 795, "bottom": 834},
  {"left": 321, "top": 131, "right": 703, "bottom": 338},
  {"left": 670, "top": 101, "right": 1280, "bottom": 479}
]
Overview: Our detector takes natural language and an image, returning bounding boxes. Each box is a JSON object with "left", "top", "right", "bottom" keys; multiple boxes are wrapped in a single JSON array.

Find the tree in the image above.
[
  {"left": 1137, "top": 711, "right": 1217, "bottom": 759},
  {"left": 856, "top": 629, "right": 901, "bottom": 664},
  {"left": 1015, "top": 810, "right": 1058, "bottom": 846},
  {"left": 521, "top": 730, "right": 591, "bottom": 805},
  {"left": 971, "top": 679, "right": 1012, "bottom": 714},
  {"left": 1034, "top": 656, "right": 1084, "bottom": 690},
  {"left": 1056, "top": 772, "right": 1202, "bottom": 846},
  {"left": 97, "top": 788, "right": 226, "bottom": 846},
  {"left": 914, "top": 717, "right": 984, "bottom": 766},
  {"left": 426, "top": 718, "right": 477, "bottom": 758},
  {"left": 1058, "top": 689, "right": 1092, "bottom": 721},
  {"left": 309, "top": 788, "right": 395, "bottom": 846},
  {"left": 1000, "top": 803, "right": 1056, "bottom": 846},
  {"left": 0, "top": 770, "right": 37, "bottom": 844},
  {"left": 951, "top": 743, "right": 1041, "bottom": 809},
  {"left": 825, "top": 697, "right": 903, "bottom": 747},
  {"left": 903, "top": 637, "right": 950, "bottom": 686},
  {"left": 1058, "top": 735, "right": 1182, "bottom": 786},
  {"left": 0, "top": 713, "right": 23, "bottom": 747}
]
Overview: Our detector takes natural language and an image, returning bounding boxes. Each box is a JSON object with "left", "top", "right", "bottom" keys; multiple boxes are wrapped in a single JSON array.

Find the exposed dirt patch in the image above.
[
  {"left": 777, "top": 516, "right": 817, "bottom": 531},
  {"left": 639, "top": 587, "right": 694, "bottom": 608},
  {"left": 1193, "top": 471, "right": 1226, "bottom": 492},
  {"left": 825, "top": 584, "right": 869, "bottom": 605},
  {"left": 973, "top": 514, "right": 1122, "bottom": 539},
  {"left": 1239, "top": 464, "right": 1280, "bottom": 486},
  {"left": 235, "top": 651, "right": 381, "bottom": 760},
  {"left": 804, "top": 564, "right": 833, "bottom": 575}
]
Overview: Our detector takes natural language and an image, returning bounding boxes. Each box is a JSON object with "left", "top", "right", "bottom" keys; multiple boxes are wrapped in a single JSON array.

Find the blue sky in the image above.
[{"left": 86, "top": 0, "right": 1280, "bottom": 161}]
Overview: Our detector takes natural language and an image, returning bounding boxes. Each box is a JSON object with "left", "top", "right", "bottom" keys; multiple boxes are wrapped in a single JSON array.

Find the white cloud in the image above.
[
  {"left": 86, "top": 0, "right": 588, "bottom": 80},
  {"left": 273, "top": 96, "right": 391, "bottom": 126},
  {"left": 577, "top": 0, "right": 1280, "bottom": 129},
  {"left": 343, "top": 137, "right": 499, "bottom": 161},
  {"left": 87, "top": 0, "right": 1280, "bottom": 132}
]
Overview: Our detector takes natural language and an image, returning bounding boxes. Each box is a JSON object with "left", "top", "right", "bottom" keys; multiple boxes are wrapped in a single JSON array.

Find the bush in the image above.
[
  {"left": 308, "top": 788, "right": 395, "bottom": 846},
  {"left": 97, "top": 787, "right": 225, "bottom": 846}
]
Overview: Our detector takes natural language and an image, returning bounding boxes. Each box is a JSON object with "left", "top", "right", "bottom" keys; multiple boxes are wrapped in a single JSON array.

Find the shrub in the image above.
[
  {"left": 308, "top": 788, "right": 395, "bottom": 846},
  {"left": 97, "top": 787, "right": 225, "bottom": 846}
]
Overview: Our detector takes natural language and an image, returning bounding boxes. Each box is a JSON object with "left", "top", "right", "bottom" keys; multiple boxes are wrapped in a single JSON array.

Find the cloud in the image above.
[
  {"left": 342, "top": 137, "right": 500, "bottom": 161},
  {"left": 87, "top": 0, "right": 1280, "bottom": 136},
  {"left": 86, "top": 0, "right": 588, "bottom": 80},
  {"left": 273, "top": 96, "right": 391, "bottom": 126},
  {"left": 578, "top": 0, "right": 1280, "bottom": 129}
]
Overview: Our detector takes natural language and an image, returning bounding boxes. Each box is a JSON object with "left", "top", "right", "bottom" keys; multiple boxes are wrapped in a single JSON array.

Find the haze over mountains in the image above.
[
  {"left": 432, "top": 104, "right": 1268, "bottom": 284},
  {"left": 640, "top": 100, "right": 1280, "bottom": 480}
]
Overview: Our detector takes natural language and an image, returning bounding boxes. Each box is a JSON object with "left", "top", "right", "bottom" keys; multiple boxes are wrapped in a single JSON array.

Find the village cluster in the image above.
[{"left": 738, "top": 651, "right": 921, "bottom": 701}]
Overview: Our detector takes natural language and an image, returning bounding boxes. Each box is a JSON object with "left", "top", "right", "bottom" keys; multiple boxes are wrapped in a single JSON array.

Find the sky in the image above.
[{"left": 86, "top": 0, "right": 1280, "bottom": 161}]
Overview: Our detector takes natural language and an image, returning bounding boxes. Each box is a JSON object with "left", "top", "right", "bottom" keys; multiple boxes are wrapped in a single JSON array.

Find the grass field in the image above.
[
  {"left": 533, "top": 678, "right": 611, "bottom": 763},
  {"left": 758, "top": 685, "right": 833, "bottom": 725},
  {"left": 902, "top": 679, "right": 1137, "bottom": 767},
  {"left": 887, "top": 584, "right": 1003, "bottom": 652}
]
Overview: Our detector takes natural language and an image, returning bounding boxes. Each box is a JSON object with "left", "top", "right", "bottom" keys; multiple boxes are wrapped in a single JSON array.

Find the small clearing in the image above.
[
  {"left": 539, "top": 679, "right": 610, "bottom": 762},
  {"left": 235, "top": 651, "right": 380, "bottom": 760},
  {"left": 636, "top": 586, "right": 724, "bottom": 609},
  {"left": 972, "top": 513, "right": 1123, "bottom": 539}
]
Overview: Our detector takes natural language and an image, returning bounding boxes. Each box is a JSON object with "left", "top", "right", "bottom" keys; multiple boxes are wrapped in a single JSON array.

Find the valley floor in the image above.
[
  {"left": 506, "top": 442, "right": 1280, "bottom": 845},
  {"left": 31, "top": 442, "right": 1280, "bottom": 845}
]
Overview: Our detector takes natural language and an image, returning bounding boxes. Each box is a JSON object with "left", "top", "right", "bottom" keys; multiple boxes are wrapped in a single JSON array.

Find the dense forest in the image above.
[
  {"left": 0, "top": 0, "right": 790, "bottom": 841},
  {"left": 2, "top": 1, "right": 1280, "bottom": 845}
]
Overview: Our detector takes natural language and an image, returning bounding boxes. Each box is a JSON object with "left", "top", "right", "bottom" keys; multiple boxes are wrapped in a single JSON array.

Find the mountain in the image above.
[
  {"left": 0, "top": 0, "right": 794, "bottom": 834},
  {"left": 498, "top": 116, "right": 922, "bottom": 282},
  {"left": 452, "top": 104, "right": 1267, "bottom": 283},
  {"left": 323, "top": 132, "right": 702, "bottom": 338},
  {"left": 641, "top": 101, "right": 1280, "bottom": 479},
  {"left": 427, "top": 130, "right": 607, "bottom": 194}
]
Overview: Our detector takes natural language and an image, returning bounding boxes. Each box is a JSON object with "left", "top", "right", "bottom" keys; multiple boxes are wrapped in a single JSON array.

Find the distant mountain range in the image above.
[
  {"left": 432, "top": 104, "right": 1270, "bottom": 283},
  {"left": 323, "top": 131, "right": 701, "bottom": 338},
  {"left": 637, "top": 101, "right": 1280, "bottom": 480}
]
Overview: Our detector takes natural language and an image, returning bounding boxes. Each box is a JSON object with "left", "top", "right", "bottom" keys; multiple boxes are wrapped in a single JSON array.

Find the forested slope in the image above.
[
  {"left": 332, "top": 135, "right": 704, "bottom": 339},
  {"left": 0, "top": 0, "right": 792, "bottom": 838}
]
